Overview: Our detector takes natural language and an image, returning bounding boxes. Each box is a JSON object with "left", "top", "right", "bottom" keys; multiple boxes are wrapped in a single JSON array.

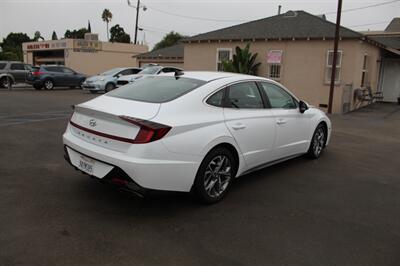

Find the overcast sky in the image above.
[{"left": 1, "top": 0, "right": 399, "bottom": 49}]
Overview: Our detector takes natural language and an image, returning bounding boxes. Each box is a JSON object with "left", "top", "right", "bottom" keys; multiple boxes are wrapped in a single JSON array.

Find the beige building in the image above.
[
  {"left": 22, "top": 34, "right": 148, "bottom": 76},
  {"left": 183, "top": 11, "right": 399, "bottom": 113},
  {"left": 135, "top": 43, "right": 184, "bottom": 69}
]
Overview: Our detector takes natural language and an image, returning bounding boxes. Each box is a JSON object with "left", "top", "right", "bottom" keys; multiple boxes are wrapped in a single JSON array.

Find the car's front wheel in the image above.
[
  {"left": 307, "top": 123, "right": 327, "bottom": 159},
  {"left": 193, "top": 147, "right": 236, "bottom": 204},
  {"left": 104, "top": 82, "right": 115, "bottom": 92}
]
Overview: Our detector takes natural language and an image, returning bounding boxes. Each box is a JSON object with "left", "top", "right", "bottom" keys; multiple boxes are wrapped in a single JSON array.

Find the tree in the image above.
[
  {"left": 153, "top": 31, "right": 185, "bottom": 51},
  {"left": 64, "top": 28, "right": 89, "bottom": 39},
  {"left": 109, "top": 24, "right": 130, "bottom": 43},
  {"left": 88, "top": 20, "right": 91, "bottom": 33},
  {"left": 222, "top": 43, "right": 261, "bottom": 75},
  {"left": 34, "top": 31, "right": 44, "bottom": 41},
  {"left": 0, "top": 32, "right": 31, "bottom": 61},
  {"left": 102, "top": 9, "right": 112, "bottom": 41},
  {"left": 52, "top": 31, "right": 58, "bottom": 40}
]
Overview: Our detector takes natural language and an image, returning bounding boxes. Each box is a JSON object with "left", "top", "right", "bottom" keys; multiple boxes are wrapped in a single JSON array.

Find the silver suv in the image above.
[
  {"left": 0, "top": 61, "right": 33, "bottom": 89},
  {"left": 82, "top": 67, "right": 142, "bottom": 93}
]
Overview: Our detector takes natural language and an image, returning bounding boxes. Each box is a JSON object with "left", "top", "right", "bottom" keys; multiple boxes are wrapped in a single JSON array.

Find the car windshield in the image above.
[
  {"left": 101, "top": 68, "right": 123, "bottom": 76},
  {"left": 107, "top": 76, "right": 206, "bottom": 103},
  {"left": 138, "top": 66, "right": 162, "bottom": 75}
]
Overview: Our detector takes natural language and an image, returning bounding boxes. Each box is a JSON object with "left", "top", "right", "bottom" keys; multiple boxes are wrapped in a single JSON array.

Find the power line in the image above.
[
  {"left": 145, "top": 5, "right": 247, "bottom": 22},
  {"left": 325, "top": 0, "right": 400, "bottom": 15},
  {"left": 144, "top": 0, "right": 400, "bottom": 23}
]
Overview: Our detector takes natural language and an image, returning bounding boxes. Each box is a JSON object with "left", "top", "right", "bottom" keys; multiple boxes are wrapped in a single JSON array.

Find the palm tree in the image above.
[
  {"left": 102, "top": 9, "right": 113, "bottom": 41},
  {"left": 222, "top": 43, "right": 261, "bottom": 75}
]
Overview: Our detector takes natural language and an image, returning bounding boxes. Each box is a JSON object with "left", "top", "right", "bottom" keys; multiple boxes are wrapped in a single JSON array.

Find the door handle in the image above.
[
  {"left": 231, "top": 123, "right": 246, "bottom": 130},
  {"left": 276, "top": 119, "right": 287, "bottom": 125}
]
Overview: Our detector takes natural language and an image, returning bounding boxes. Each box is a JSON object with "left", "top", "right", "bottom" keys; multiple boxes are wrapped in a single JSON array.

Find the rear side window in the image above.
[
  {"left": 227, "top": 82, "right": 264, "bottom": 109},
  {"left": 108, "top": 76, "right": 206, "bottom": 103},
  {"left": 206, "top": 89, "right": 225, "bottom": 107},
  {"left": 44, "top": 66, "right": 62, "bottom": 72},
  {"left": 0, "top": 63, "right": 6, "bottom": 69},
  {"left": 10, "top": 63, "right": 25, "bottom": 70}
]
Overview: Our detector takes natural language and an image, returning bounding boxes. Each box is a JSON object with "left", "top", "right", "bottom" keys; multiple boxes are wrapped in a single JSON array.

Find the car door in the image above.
[
  {"left": 223, "top": 81, "right": 276, "bottom": 170},
  {"left": 60, "top": 67, "right": 77, "bottom": 86},
  {"left": 258, "top": 82, "right": 310, "bottom": 159},
  {"left": 44, "top": 66, "right": 64, "bottom": 85},
  {"left": 10, "top": 63, "right": 28, "bottom": 83}
]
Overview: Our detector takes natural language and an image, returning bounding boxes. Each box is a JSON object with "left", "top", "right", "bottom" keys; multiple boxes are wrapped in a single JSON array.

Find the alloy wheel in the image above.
[
  {"left": 312, "top": 128, "right": 325, "bottom": 157},
  {"left": 203, "top": 155, "right": 232, "bottom": 198},
  {"left": 44, "top": 80, "right": 54, "bottom": 90}
]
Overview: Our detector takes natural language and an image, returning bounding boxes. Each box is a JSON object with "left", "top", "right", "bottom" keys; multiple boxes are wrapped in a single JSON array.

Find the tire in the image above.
[
  {"left": 104, "top": 82, "right": 115, "bottom": 92},
  {"left": 33, "top": 84, "right": 42, "bottom": 90},
  {"left": 307, "top": 123, "right": 327, "bottom": 159},
  {"left": 0, "top": 77, "right": 11, "bottom": 89},
  {"left": 192, "top": 147, "right": 237, "bottom": 204},
  {"left": 43, "top": 79, "right": 54, "bottom": 90}
]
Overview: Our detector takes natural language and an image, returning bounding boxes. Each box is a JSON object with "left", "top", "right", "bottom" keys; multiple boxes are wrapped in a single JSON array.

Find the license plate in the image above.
[{"left": 78, "top": 155, "right": 94, "bottom": 174}]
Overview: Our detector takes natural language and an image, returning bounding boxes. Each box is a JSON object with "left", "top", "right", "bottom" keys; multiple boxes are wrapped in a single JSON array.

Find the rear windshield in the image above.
[{"left": 107, "top": 76, "right": 206, "bottom": 103}]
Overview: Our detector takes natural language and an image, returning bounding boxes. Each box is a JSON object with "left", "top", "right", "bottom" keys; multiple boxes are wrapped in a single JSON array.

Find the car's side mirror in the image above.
[{"left": 299, "top": 100, "right": 308, "bottom": 113}]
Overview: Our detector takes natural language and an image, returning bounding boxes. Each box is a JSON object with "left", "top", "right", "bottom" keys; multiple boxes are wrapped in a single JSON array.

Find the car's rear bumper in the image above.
[
  {"left": 62, "top": 126, "right": 201, "bottom": 192},
  {"left": 63, "top": 145, "right": 147, "bottom": 196}
]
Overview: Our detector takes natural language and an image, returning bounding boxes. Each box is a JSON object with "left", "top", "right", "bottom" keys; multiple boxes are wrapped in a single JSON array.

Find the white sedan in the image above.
[{"left": 63, "top": 72, "right": 331, "bottom": 203}]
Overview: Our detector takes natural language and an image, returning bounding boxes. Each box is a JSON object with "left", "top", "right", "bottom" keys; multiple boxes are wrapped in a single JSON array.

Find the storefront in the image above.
[{"left": 22, "top": 34, "right": 148, "bottom": 75}]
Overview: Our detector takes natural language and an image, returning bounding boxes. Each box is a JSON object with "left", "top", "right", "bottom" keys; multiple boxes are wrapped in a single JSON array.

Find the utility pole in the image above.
[
  {"left": 327, "top": 0, "right": 343, "bottom": 114},
  {"left": 134, "top": 0, "right": 140, "bottom": 44},
  {"left": 128, "top": 0, "right": 146, "bottom": 45}
]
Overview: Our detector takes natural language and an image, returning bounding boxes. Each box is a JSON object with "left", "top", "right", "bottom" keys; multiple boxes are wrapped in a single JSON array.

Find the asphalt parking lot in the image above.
[{"left": 1, "top": 87, "right": 400, "bottom": 266}]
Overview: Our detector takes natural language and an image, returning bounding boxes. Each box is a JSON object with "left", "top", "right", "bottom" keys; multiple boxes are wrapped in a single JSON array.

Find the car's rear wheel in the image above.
[
  {"left": 44, "top": 79, "right": 54, "bottom": 90},
  {"left": 104, "top": 82, "right": 115, "bottom": 92},
  {"left": 307, "top": 123, "right": 327, "bottom": 159},
  {"left": 193, "top": 147, "right": 236, "bottom": 204}
]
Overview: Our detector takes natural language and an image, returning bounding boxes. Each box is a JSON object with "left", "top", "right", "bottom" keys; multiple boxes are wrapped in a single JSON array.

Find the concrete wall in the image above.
[
  {"left": 184, "top": 39, "right": 381, "bottom": 113},
  {"left": 23, "top": 39, "right": 148, "bottom": 76},
  {"left": 65, "top": 42, "right": 148, "bottom": 75}
]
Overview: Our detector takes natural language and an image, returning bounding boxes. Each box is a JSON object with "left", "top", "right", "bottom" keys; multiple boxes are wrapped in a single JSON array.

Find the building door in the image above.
[{"left": 381, "top": 59, "right": 400, "bottom": 102}]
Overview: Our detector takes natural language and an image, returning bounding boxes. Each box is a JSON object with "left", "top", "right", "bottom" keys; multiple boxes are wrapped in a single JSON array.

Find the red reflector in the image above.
[
  {"left": 32, "top": 71, "right": 44, "bottom": 76},
  {"left": 119, "top": 116, "right": 171, "bottom": 144},
  {"left": 111, "top": 177, "right": 128, "bottom": 186}
]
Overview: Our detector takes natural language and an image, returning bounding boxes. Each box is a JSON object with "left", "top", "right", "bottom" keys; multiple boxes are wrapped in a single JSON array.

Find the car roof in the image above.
[{"left": 164, "top": 71, "right": 267, "bottom": 82}]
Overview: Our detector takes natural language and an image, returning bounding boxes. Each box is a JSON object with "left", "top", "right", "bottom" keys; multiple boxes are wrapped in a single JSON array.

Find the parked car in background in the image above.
[
  {"left": 82, "top": 67, "right": 142, "bottom": 93},
  {"left": 116, "top": 65, "right": 182, "bottom": 87},
  {"left": 26, "top": 65, "right": 86, "bottom": 90},
  {"left": 0, "top": 61, "right": 34, "bottom": 89},
  {"left": 63, "top": 71, "right": 331, "bottom": 203}
]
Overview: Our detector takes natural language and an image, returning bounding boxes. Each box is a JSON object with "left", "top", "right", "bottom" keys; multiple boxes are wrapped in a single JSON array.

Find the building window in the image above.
[
  {"left": 267, "top": 50, "right": 283, "bottom": 80},
  {"left": 216, "top": 48, "right": 232, "bottom": 71},
  {"left": 268, "top": 64, "right": 281, "bottom": 79},
  {"left": 361, "top": 54, "right": 369, "bottom": 87},
  {"left": 325, "top": 50, "right": 342, "bottom": 83}
]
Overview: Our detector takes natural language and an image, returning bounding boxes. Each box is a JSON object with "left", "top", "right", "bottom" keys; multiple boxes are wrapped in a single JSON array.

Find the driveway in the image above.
[{"left": 0, "top": 89, "right": 399, "bottom": 266}]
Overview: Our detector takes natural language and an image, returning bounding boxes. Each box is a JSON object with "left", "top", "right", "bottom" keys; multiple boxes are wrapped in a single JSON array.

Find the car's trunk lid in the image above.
[{"left": 69, "top": 95, "right": 161, "bottom": 151}]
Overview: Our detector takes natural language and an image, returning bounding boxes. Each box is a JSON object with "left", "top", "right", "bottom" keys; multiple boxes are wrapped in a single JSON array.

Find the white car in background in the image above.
[
  {"left": 82, "top": 67, "right": 142, "bottom": 93},
  {"left": 63, "top": 71, "right": 331, "bottom": 203},
  {"left": 116, "top": 65, "right": 182, "bottom": 87}
]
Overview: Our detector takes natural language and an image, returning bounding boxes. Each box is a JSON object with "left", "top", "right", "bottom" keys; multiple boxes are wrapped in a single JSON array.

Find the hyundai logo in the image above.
[{"left": 89, "top": 119, "right": 97, "bottom": 127}]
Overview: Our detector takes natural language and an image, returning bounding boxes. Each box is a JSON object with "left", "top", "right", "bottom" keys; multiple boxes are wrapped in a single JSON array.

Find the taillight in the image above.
[
  {"left": 32, "top": 71, "right": 44, "bottom": 76},
  {"left": 119, "top": 116, "right": 171, "bottom": 144}
]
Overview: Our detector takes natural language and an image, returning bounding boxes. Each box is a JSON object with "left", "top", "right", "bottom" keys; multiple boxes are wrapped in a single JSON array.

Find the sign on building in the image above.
[
  {"left": 73, "top": 40, "right": 102, "bottom": 53},
  {"left": 267, "top": 50, "right": 283, "bottom": 64}
]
